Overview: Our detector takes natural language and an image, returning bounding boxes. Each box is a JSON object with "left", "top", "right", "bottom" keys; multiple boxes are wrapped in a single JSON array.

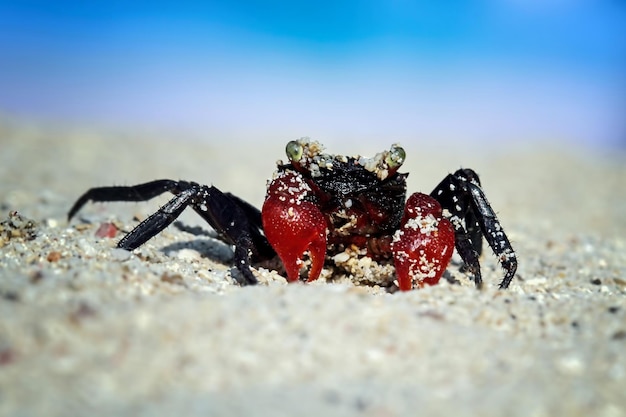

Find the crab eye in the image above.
[
  {"left": 386, "top": 144, "right": 406, "bottom": 168},
  {"left": 286, "top": 140, "right": 303, "bottom": 163}
]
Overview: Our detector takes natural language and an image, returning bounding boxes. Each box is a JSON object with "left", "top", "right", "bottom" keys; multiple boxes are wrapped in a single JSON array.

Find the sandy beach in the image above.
[{"left": 1, "top": 118, "right": 625, "bottom": 417}]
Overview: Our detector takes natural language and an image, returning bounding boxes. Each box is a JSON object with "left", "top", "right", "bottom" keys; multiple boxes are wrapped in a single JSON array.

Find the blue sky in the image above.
[{"left": 1, "top": 1, "right": 624, "bottom": 148}]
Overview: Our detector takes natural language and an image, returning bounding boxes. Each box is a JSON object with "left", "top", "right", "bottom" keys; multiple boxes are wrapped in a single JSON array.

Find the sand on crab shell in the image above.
[{"left": 0, "top": 120, "right": 625, "bottom": 417}]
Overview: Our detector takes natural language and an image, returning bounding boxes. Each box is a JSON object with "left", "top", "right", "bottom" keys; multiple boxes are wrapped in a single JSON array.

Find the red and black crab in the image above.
[{"left": 68, "top": 138, "right": 517, "bottom": 290}]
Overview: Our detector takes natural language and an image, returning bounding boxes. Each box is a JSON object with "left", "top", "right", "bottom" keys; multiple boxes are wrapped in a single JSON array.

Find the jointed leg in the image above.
[
  {"left": 463, "top": 179, "right": 517, "bottom": 289},
  {"left": 431, "top": 172, "right": 483, "bottom": 288},
  {"left": 68, "top": 179, "right": 183, "bottom": 221},
  {"left": 431, "top": 169, "right": 517, "bottom": 289},
  {"left": 68, "top": 179, "right": 273, "bottom": 285}
]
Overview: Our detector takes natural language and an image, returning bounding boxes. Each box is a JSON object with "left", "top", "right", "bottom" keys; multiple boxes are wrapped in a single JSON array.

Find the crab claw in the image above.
[
  {"left": 262, "top": 171, "right": 327, "bottom": 283},
  {"left": 391, "top": 193, "right": 455, "bottom": 291}
]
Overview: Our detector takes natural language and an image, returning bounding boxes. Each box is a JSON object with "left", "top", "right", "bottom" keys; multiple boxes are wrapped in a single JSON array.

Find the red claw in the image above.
[
  {"left": 391, "top": 193, "right": 455, "bottom": 291},
  {"left": 262, "top": 171, "right": 327, "bottom": 283}
]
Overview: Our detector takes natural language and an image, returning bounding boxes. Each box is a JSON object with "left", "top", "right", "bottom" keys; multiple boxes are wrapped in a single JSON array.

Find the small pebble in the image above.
[{"left": 110, "top": 248, "right": 132, "bottom": 262}]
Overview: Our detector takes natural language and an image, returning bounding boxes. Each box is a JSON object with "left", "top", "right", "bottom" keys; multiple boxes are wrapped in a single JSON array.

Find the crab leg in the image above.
[
  {"left": 431, "top": 169, "right": 517, "bottom": 289},
  {"left": 67, "top": 179, "right": 274, "bottom": 286},
  {"left": 262, "top": 171, "right": 327, "bottom": 283},
  {"left": 391, "top": 193, "right": 455, "bottom": 290}
]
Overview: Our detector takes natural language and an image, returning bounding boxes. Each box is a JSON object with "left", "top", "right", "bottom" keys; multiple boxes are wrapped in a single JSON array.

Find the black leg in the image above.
[
  {"left": 186, "top": 185, "right": 276, "bottom": 284},
  {"left": 117, "top": 187, "right": 196, "bottom": 250},
  {"left": 431, "top": 177, "right": 482, "bottom": 288},
  {"left": 463, "top": 200, "right": 484, "bottom": 257},
  {"left": 68, "top": 179, "right": 276, "bottom": 285},
  {"left": 431, "top": 169, "right": 517, "bottom": 289},
  {"left": 68, "top": 179, "right": 187, "bottom": 221},
  {"left": 463, "top": 178, "right": 517, "bottom": 289}
]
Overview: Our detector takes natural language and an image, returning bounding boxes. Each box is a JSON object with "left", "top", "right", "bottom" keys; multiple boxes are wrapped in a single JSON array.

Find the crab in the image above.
[{"left": 68, "top": 138, "right": 517, "bottom": 290}]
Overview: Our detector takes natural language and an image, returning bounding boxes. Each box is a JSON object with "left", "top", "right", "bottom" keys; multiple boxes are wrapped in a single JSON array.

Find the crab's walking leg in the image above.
[
  {"left": 117, "top": 187, "right": 194, "bottom": 250},
  {"left": 262, "top": 171, "right": 327, "bottom": 283},
  {"left": 68, "top": 180, "right": 273, "bottom": 285},
  {"left": 68, "top": 179, "right": 181, "bottom": 221},
  {"left": 431, "top": 169, "right": 517, "bottom": 289},
  {"left": 189, "top": 186, "right": 274, "bottom": 285},
  {"left": 391, "top": 193, "right": 455, "bottom": 291},
  {"left": 464, "top": 180, "right": 517, "bottom": 289},
  {"left": 431, "top": 174, "right": 483, "bottom": 288}
]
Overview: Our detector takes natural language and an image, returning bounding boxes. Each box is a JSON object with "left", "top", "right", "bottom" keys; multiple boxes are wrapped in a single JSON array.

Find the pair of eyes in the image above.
[{"left": 285, "top": 141, "right": 406, "bottom": 169}]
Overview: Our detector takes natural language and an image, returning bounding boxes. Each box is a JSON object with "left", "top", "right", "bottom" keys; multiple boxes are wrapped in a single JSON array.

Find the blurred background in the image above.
[{"left": 1, "top": 0, "right": 624, "bottom": 150}]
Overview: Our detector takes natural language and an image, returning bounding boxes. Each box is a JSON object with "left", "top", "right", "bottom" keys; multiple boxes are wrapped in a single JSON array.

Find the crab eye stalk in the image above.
[
  {"left": 286, "top": 140, "right": 303, "bottom": 163},
  {"left": 386, "top": 144, "right": 406, "bottom": 169}
]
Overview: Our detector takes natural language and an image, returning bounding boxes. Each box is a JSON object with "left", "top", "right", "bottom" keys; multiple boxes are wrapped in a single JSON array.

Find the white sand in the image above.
[{"left": 1, "top": 119, "right": 625, "bottom": 417}]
